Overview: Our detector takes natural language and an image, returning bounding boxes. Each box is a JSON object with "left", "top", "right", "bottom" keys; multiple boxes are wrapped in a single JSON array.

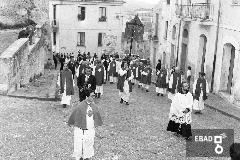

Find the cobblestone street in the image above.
[{"left": 0, "top": 81, "right": 239, "bottom": 160}]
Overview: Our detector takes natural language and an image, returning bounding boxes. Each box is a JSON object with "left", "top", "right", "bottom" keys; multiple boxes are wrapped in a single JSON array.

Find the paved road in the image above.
[{"left": 0, "top": 82, "right": 239, "bottom": 160}]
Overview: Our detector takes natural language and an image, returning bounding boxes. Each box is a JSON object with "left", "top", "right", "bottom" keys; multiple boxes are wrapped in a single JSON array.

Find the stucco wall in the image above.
[
  {"left": 49, "top": 1, "right": 124, "bottom": 56},
  {"left": 0, "top": 27, "right": 47, "bottom": 94}
]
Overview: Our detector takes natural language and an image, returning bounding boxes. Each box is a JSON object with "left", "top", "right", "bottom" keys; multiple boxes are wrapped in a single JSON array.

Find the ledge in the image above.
[{"left": 0, "top": 38, "right": 29, "bottom": 59}]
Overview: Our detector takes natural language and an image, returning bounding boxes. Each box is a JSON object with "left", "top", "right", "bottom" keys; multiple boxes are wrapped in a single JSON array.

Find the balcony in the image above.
[
  {"left": 99, "top": 16, "right": 107, "bottom": 22},
  {"left": 51, "top": 20, "right": 58, "bottom": 32},
  {"left": 153, "top": 35, "right": 159, "bottom": 42},
  {"left": 175, "top": 3, "right": 214, "bottom": 25}
]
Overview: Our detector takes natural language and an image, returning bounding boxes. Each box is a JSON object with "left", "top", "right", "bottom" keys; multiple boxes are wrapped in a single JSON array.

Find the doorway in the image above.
[{"left": 220, "top": 43, "right": 235, "bottom": 94}]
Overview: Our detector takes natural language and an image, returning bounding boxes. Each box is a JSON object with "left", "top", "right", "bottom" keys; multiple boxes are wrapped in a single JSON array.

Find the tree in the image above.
[{"left": 14, "top": 0, "right": 36, "bottom": 20}]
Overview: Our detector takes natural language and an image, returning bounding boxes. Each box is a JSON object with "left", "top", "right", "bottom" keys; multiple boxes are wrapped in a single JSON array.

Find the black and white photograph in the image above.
[{"left": 0, "top": 0, "right": 240, "bottom": 159}]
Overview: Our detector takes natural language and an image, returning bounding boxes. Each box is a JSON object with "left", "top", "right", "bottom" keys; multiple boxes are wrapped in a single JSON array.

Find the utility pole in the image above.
[
  {"left": 211, "top": 0, "right": 221, "bottom": 92},
  {"left": 176, "top": 0, "right": 182, "bottom": 67}
]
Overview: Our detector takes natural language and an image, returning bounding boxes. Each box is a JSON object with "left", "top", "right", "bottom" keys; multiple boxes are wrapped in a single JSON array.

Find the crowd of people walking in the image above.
[{"left": 53, "top": 51, "right": 239, "bottom": 160}]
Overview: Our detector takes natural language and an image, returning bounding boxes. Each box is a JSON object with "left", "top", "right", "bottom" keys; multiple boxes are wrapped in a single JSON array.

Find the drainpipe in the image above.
[
  {"left": 176, "top": 0, "right": 182, "bottom": 67},
  {"left": 210, "top": 0, "right": 221, "bottom": 92}
]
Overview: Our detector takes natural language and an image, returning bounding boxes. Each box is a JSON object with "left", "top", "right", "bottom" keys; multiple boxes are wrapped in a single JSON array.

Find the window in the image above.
[
  {"left": 77, "top": 32, "right": 85, "bottom": 46},
  {"left": 167, "top": 0, "right": 170, "bottom": 5},
  {"left": 78, "top": 6, "right": 85, "bottom": 21},
  {"left": 98, "top": 33, "right": 103, "bottom": 47},
  {"left": 99, "top": 7, "right": 106, "bottom": 22},
  {"left": 53, "top": 32, "right": 56, "bottom": 45},
  {"left": 172, "top": 25, "right": 176, "bottom": 39},
  {"left": 183, "top": 29, "right": 188, "bottom": 38},
  {"left": 165, "top": 21, "right": 168, "bottom": 39}
]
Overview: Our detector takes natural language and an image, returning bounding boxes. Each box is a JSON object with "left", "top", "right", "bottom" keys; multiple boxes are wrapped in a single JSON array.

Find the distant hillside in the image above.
[{"left": 0, "top": 0, "right": 49, "bottom": 25}]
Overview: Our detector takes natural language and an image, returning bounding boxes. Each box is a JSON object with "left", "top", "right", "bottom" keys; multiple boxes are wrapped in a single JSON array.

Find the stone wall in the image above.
[{"left": 0, "top": 25, "right": 47, "bottom": 94}]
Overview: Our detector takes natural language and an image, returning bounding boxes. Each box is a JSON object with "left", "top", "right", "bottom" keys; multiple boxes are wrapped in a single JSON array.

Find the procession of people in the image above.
[{"left": 54, "top": 50, "right": 214, "bottom": 159}]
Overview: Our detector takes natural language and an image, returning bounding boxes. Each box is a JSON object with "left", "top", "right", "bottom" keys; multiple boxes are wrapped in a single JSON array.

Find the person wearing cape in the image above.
[
  {"left": 192, "top": 72, "right": 209, "bottom": 114},
  {"left": 167, "top": 81, "right": 193, "bottom": 140},
  {"left": 156, "top": 65, "right": 168, "bottom": 96},
  {"left": 68, "top": 90, "right": 103, "bottom": 160},
  {"left": 57, "top": 62, "right": 74, "bottom": 108},
  {"left": 117, "top": 61, "right": 134, "bottom": 105},
  {"left": 141, "top": 62, "right": 152, "bottom": 92},
  {"left": 168, "top": 66, "right": 182, "bottom": 100}
]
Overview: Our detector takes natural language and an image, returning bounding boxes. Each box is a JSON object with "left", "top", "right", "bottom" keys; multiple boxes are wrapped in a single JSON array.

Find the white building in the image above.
[
  {"left": 49, "top": 0, "right": 125, "bottom": 57},
  {"left": 150, "top": 0, "right": 240, "bottom": 105}
]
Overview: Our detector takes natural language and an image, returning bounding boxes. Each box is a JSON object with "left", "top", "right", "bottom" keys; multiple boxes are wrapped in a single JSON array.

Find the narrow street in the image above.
[{"left": 0, "top": 81, "right": 239, "bottom": 160}]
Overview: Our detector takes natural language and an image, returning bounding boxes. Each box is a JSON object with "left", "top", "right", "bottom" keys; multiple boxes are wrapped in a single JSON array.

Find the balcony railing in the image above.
[
  {"left": 232, "top": 0, "right": 240, "bottom": 5},
  {"left": 176, "top": 3, "right": 214, "bottom": 22},
  {"left": 51, "top": 20, "right": 58, "bottom": 32},
  {"left": 153, "top": 35, "right": 159, "bottom": 42},
  {"left": 99, "top": 16, "right": 107, "bottom": 22}
]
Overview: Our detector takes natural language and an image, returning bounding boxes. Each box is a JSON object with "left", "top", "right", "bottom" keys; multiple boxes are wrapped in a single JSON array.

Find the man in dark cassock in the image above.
[
  {"left": 59, "top": 54, "right": 65, "bottom": 71},
  {"left": 82, "top": 52, "right": 87, "bottom": 61},
  {"left": 68, "top": 90, "right": 103, "bottom": 160},
  {"left": 77, "top": 65, "right": 96, "bottom": 102},
  {"left": 108, "top": 57, "right": 117, "bottom": 84},
  {"left": 230, "top": 143, "right": 240, "bottom": 160},
  {"left": 156, "top": 59, "right": 161, "bottom": 75},
  {"left": 76, "top": 61, "right": 89, "bottom": 78},
  {"left": 156, "top": 65, "right": 168, "bottom": 96},
  {"left": 103, "top": 58, "right": 109, "bottom": 83},
  {"left": 168, "top": 67, "right": 182, "bottom": 100},
  {"left": 57, "top": 62, "right": 74, "bottom": 108},
  {"left": 141, "top": 62, "right": 152, "bottom": 92},
  {"left": 67, "top": 56, "right": 76, "bottom": 79},
  {"left": 94, "top": 60, "right": 105, "bottom": 98},
  {"left": 117, "top": 61, "right": 134, "bottom": 105},
  {"left": 192, "top": 72, "right": 209, "bottom": 114},
  {"left": 137, "top": 62, "right": 144, "bottom": 88},
  {"left": 53, "top": 52, "right": 58, "bottom": 69}
]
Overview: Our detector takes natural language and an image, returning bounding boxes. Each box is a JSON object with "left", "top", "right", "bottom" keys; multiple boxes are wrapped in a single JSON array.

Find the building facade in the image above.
[
  {"left": 49, "top": 0, "right": 125, "bottom": 57},
  {"left": 150, "top": 0, "right": 240, "bottom": 105}
]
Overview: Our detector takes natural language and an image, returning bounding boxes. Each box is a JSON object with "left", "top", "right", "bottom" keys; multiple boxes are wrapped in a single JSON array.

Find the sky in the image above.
[{"left": 123, "top": 0, "right": 160, "bottom": 11}]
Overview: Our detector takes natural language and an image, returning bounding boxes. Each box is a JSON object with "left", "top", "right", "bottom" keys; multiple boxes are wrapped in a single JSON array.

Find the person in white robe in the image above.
[
  {"left": 167, "top": 81, "right": 193, "bottom": 140},
  {"left": 117, "top": 62, "right": 134, "bottom": 105},
  {"left": 57, "top": 62, "right": 74, "bottom": 108},
  {"left": 192, "top": 72, "right": 209, "bottom": 114},
  {"left": 68, "top": 91, "right": 103, "bottom": 160}
]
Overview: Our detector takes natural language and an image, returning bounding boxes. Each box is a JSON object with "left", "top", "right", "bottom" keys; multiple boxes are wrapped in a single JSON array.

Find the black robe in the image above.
[
  {"left": 60, "top": 68, "right": 74, "bottom": 95},
  {"left": 77, "top": 74, "right": 96, "bottom": 101}
]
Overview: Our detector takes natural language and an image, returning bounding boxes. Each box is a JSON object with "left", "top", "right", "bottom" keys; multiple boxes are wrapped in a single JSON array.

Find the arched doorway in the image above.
[
  {"left": 180, "top": 28, "right": 189, "bottom": 73},
  {"left": 197, "top": 35, "right": 207, "bottom": 73},
  {"left": 220, "top": 43, "right": 235, "bottom": 94}
]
